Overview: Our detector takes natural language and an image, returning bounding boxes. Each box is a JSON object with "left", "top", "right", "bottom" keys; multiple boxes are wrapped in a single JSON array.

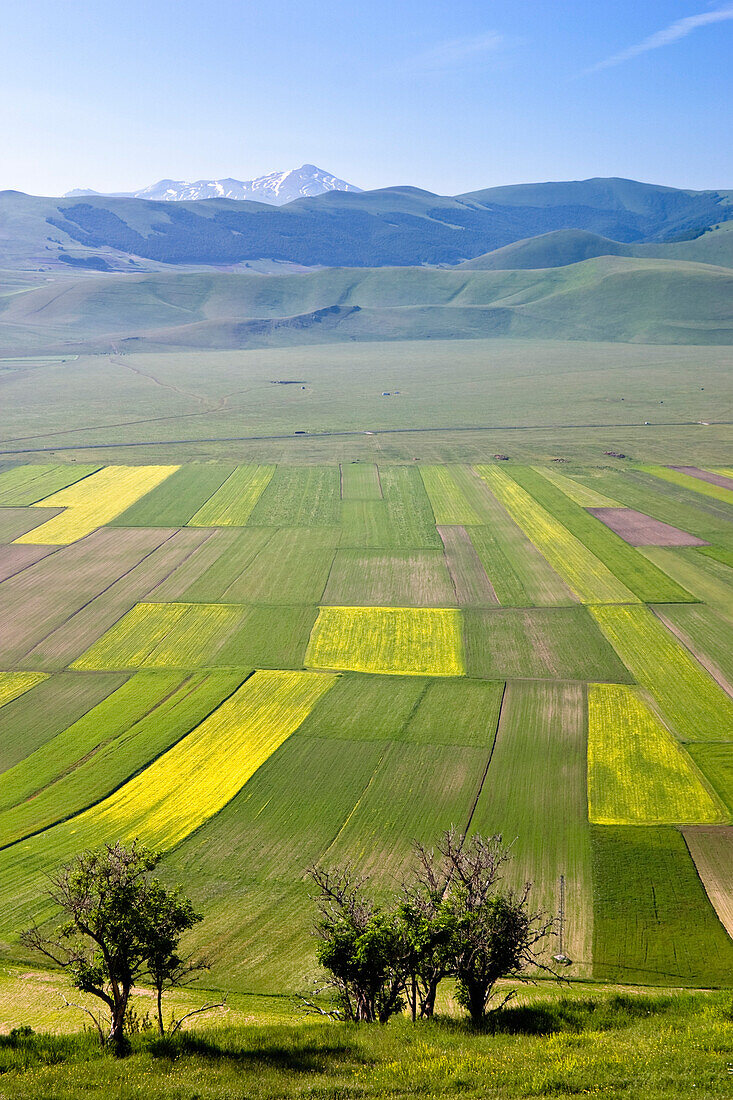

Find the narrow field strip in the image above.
[
  {"left": 188, "top": 464, "right": 275, "bottom": 525},
  {"left": 340, "top": 463, "right": 382, "bottom": 500},
  {"left": 476, "top": 465, "right": 637, "bottom": 604},
  {"left": 0, "top": 672, "right": 183, "bottom": 814},
  {"left": 531, "top": 466, "right": 620, "bottom": 508},
  {"left": 0, "top": 672, "right": 125, "bottom": 773},
  {"left": 419, "top": 465, "right": 483, "bottom": 525},
  {"left": 470, "top": 681, "right": 592, "bottom": 973},
  {"left": 71, "top": 602, "right": 245, "bottom": 670},
  {"left": 686, "top": 744, "right": 733, "bottom": 816},
  {"left": 0, "top": 672, "right": 337, "bottom": 935},
  {"left": 508, "top": 466, "right": 692, "bottom": 602},
  {"left": 306, "top": 606, "right": 464, "bottom": 676},
  {"left": 0, "top": 672, "right": 48, "bottom": 708},
  {"left": 641, "top": 547, "right": 733, "bottom": 621},
  {"left": 77, "top": 670, "right": 336, "bottom": 849},
  {"left": 0, "top": 465, "right": 99, "bottom": 507},
  {"left": 641, "top": 465, "right": 733, "bottom": 507},
  {"left": 587, "top": 684, "right": 726, "bottom": 825},
  {"left": 437, "top": 525, "right": 499, "bottom": 607},
  {"left": 378, "top": 467, "right": 442, "bottom": 549},
  {"left": 0, "top": 672, "right": 245, "bottom": 849},
  {"left": 683, "top": 826, "right": 733, "bottom": 937},
  {"left": 590, "top": 605, "right": 733, "bottom": 742},
  {"left": 14, "top": 465, "right": 179, "bottom": 544}
]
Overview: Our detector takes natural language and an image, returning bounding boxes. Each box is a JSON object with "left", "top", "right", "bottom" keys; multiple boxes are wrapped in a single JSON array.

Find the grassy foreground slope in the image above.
[{"left": 0, "top": 989, "right": 730, "bottom": 1098}]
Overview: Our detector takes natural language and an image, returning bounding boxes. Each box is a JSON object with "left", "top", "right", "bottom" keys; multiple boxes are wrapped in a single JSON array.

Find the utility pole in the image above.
[{"left": 553, "top": 873, "right": 572, "bottom": 966}]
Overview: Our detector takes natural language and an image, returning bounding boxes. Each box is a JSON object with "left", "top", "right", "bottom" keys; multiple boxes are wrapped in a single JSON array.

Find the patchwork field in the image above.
[{"left": 0, "top": 458, "right": 732, "bottom": 996}]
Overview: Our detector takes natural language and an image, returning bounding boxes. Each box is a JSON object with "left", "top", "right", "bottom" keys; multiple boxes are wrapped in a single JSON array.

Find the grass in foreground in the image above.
[{"left": 0, "top": 991, "right": 729, "bottom": 1098}]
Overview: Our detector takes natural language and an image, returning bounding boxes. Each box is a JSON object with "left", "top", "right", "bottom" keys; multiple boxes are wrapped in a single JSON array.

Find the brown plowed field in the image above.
[{"left": 587, "top": 507, "right": 708, "bottom": 547}]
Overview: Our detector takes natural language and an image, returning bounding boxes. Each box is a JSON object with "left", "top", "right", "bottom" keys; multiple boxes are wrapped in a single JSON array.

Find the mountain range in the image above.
[
  {"left": 64, "top": 165, "right": 361, "bottom": 205},
  {"left": 2, "top": 176, "right": 731, "bottom": 274}
]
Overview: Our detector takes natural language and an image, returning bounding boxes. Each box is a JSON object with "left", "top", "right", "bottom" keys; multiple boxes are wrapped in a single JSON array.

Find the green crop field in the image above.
[{"left": 0, "top": 456, "right": 732, "bottom": 1007}]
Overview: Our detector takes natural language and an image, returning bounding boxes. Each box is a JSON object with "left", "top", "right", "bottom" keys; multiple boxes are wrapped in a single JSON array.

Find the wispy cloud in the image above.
[
  {"left": 587, "top": 5, "right": 733, "bottom": 73},
  {"left": 399, "top": 31, "right": 505, "bottom": 74}
]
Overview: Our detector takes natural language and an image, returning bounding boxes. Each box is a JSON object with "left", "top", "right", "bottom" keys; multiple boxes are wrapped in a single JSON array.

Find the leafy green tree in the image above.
[
  {"left": 22, "top": 841, "right": 207, "bottom": 1053},
  {"left": 307, "top": 865, "right": 408, "bottom": 1023}
]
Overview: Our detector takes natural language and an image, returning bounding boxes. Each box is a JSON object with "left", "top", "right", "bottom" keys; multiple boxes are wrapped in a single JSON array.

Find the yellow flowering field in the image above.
[
  {"left": 82, "top": 669, "right": 336, "bottom": 848},
  {"left": 0, "top": 672, "right": 49, "bottom": 709},
  {"left": 306, "top": 606, "right": 464, "bottom": 676},
  {"left": 475, "top": 465, "right": 637, "bottom": 604},
  {"left": 71, "top": 602, "right": 244, "bottom": 669},
  {"left": 587, "top": 684, "right": 726, "bottom": 825},
  {"left": 188, "top": 464, "right": 275, "bottom": 525},
  {"left": 14, "top": 465, "right": 179, "bottom": 544}
]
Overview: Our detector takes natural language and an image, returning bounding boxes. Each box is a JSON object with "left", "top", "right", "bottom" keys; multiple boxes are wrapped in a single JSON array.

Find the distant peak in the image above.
[{"left": 64, "top": 165, "right": 361, "bottom": 206}]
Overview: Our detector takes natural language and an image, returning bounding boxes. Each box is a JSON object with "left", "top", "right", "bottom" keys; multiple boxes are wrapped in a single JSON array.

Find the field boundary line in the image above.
[
  {"left": 219, "top": 528, "right": 279, "bottom": 601},
  {"left": 0, "top": 544, "right": 65, "bottom": 586},
  {"left": 462, "top": 680, "right": 506, "bottom": 838},
  {"left": 651, "top": 607, "right": 733, "bottom": 701},
  {"left": 12, "top": 528, "right": 182, "bottom": 667},
  {"left": 315, "top": 745, "right": 390, "bottom": 868},
  {"left": 0, "top": 670, "right": 255, "bottom": 855}
]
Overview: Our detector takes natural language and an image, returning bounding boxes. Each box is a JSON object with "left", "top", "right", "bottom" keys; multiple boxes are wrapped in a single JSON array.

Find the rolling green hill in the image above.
[
  {"left": 460, "top": 222, "right": 733, "bottom": 271},
  {"left": 2, "top": 255, "right": 732, "bottom": 353}
]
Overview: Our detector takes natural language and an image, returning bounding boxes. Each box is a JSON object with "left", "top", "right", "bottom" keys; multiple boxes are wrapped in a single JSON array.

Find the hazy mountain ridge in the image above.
[
  {"left": 63, "top": 165, "right": 361, "bottom": 205},
  {"left": 2, "top": 176, "right": 731, "bottom": 274}
]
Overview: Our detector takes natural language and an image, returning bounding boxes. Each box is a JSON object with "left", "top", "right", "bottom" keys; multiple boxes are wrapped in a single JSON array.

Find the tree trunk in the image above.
[
  {"left": 108, "top": 991, "right": 131, "bottom": 1056},
  {"left": 157, "top": 985, "right": 165, "bottom": 1036}
]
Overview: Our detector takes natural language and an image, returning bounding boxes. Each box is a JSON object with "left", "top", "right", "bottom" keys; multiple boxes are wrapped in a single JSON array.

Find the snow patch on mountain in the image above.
[{"left": 64, "top": 165, "right": 361, "bottom": 206}]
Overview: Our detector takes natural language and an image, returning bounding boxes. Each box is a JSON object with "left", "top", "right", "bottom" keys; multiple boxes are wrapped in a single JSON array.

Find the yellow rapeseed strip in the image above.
[
  {"left": 587, "top": 684, "right": 726, "bottom": 825},
  {"left": 14, "top": 465, "right": 179, "bottom": 544},
  {"left": 75, "top": 670, "right": 336, "bottom": 849},
  {"left": 475, "top": 465, "right": 637, "bottom": 604},
  {"left": 306, "top": 606, "right": 464, "bottom": 676},
  {"left": 0, "top": 672, "right": 49, "bottom": 708},
  {"left": 72, "top": 602, "right": 243, "bottom": 670}
]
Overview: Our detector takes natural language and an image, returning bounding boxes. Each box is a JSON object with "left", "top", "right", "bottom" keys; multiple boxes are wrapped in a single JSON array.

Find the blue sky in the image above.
[{"left": 3, "top": 0, "right": 733, "bottom": 195}]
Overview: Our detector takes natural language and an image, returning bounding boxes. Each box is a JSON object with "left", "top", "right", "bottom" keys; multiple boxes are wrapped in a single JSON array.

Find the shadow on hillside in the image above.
[
  {"left": 469, "top": 993, "right": 680, "bottom": 1036},
  {"left": 149, "top": 1033, "right": 362, "bottom": 1072}
]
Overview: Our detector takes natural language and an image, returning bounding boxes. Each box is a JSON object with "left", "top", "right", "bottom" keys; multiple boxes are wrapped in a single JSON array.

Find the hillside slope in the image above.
[
  {"left": 2, "top": 255, "right": 732, "bottom": 353},
  {"left": 460, "top": 222, "right": 733, "bottom": 271}
]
